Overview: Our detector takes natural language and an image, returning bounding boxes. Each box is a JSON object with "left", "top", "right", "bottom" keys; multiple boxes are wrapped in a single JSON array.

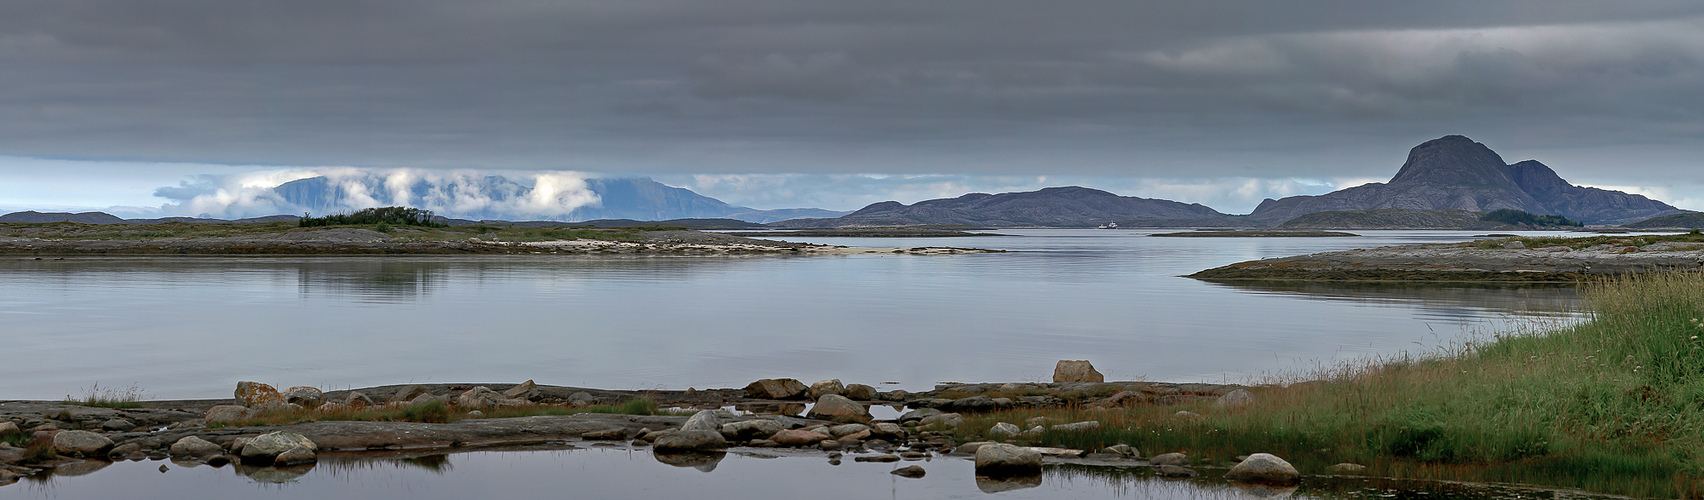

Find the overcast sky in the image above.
[{"left": 2, "top": 1, "right": 1702, "bottom": 215}]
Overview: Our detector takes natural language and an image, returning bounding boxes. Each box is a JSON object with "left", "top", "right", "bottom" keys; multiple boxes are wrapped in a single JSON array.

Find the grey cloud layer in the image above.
[{"left": 3, "top": 1, "right": 1703, "bottom": 184}]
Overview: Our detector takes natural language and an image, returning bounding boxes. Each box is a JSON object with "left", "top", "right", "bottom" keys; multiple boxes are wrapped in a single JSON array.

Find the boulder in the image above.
[
  {"left": 974, "top": 443, "right": 1043, "bottom": 476},
  {"left": 652, "top": 430, "right": 728, "bottom": 452},
  {"left": 502, "top": 380, "right": 538, "bottom": 400},
  {"left": 828, "top": 423, "right": 870, "bottom": 438},
  {"left": 568, "top": 392, "right": 597, "bottom": 405},
  {"left": 390, "top": 385, "right": 428, "bottom": 404},
  {"left": 743, "top": 378, "right": 809, "bottom": 400},
  {"left": 844, "top": 384, "right": 878, "bottom": 400},
  {"left": 989, "top": 422, "right": 1021, "bottom": 437},
  {"left": 107, "top": 442, "right": 142, "bottom": 458},
  {"left": 206, "top": 405, "right": 257, "bottom": 423},
  {"left": 1329, "top": 463, "right": 1367, "bottom": 474},
  {"left": 949, "top": 395, "right": 998, "bottom": 412},
  {"left": 1149, "top": 452, "right": 1188, "bottom": 466},
  {"left": 897, "top": 408, "right": 941, "bottom": 423},
  {"left": 953, "top": 441, "right": 994, "bottom": 454},
  {"left": 1052, "top": 421, "right": 1101, "bottom": 432},
  {"left": 1216, "top": 389, "right": 1257, "bottom": 409},
  {"left": 918, "top": 413, "right": 963, "bottom": 429},
  {"left": 720, "top": 419, "right": 784, "bottom": 441},
  {"left": 239, "top": 431, "right": 317, "bottom": 462},
  {"left": 101, "top": 419, "right": 136, "bottom": 432},
  {"left": 892, "top": 465, "right": 926, "bottom": 478},
  {"left": 1053, "top": 360, "right": 1104, "bottom": 383},
  {"left": 0, "top": 421, "right": 18, "bottom": 434},
  {"left": 1101, "top": 444, "right": 1140, "bottom": 458},
  {"left": 771, "top": 429, "right": 831, "bottom": 447},
  {"left": 881, "top": 389, "right": 910, "bottom": 401},
  {"left": 870, "top": 422, "right": 905, "bottom": 438},
  {"left": 282, "top": 386, "right": 323, "bottom": 407},
  {"left": 410, "top": 393, "right": 446, "bottom": 407},
  {"left": 234, "top": 381, "right": 284, "bottom": 408},
  {"left": 52, "top": 430, "right": 114, "bottom": 457},
  {"left": 170, "top": 436, "right": 225, "bottom": 457},
  {"left": 681, "top": 410, "right": 721, "bottom": 433},
  {"left": 809, "top": 379, "right": 846, "bottom": 399},
  {"left": 806, "top": 394, "right": 868, "bottom": 421},
  {"left": 455, "top": 387, "right": 507, "bottom": 408},
  {"left": 274, "top": 446, "right": 317, "bottom": 466},
  {"left": 315, "top": 402, "right": 350, "bottom": 413},
  {"left": 343, "top": 391, "right": 375, "bottom": 407},
  {"left": 1224, "top": 453, "right": 1300, "bottom": 484},
  {"left": 1156, "top": 465, "right": 1197, "bottom": 477}
]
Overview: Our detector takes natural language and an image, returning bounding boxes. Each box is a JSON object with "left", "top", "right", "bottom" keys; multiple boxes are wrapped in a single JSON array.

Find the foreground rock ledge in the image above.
[{"left": 1191, "top": 239, "right": 1704, "bottom": 282}]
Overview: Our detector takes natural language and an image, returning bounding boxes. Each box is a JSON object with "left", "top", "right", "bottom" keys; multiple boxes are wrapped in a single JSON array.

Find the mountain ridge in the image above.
[{"left": 770, "top": 186, "right": 1225, "bottom": 228}]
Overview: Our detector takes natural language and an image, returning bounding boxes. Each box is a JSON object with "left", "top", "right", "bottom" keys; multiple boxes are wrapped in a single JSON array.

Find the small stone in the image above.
[
  {"left": 954, "top": 441, "right": 995, "bottom": 454},
  {"left": 465, "top": 410, "right": 485, "bottom": 418},
  {"left": 1156, "top": 465, "right": 1197, "bottom": 477},
  {"left": 234, "top": 381, "right": 284, "bottom": 408},
  {"left": 818, "top": 440, "right": 841, "bottom": 450},
  {"left": 809, "top": 379, "right": 846, "bottom": 399},
  {"left": 870, "top": 422, "right": 905, "bottom": 438},
  {"left": 989, "top": 422, "right": 1020, "bottom": 437},
  {"left": 1328, "top": 463, "right": 1367, "bottom": 474},
  {"left": 282, "top": 386, "right": 323, "bottom": 407},
  {"left": 343, "top": 391, "right": 375, "bottom": 407},
  {"left": 107, "top": 442, "right": 142, "bottom": 458},
  {"left": 53, "top": 430, "right": 114, "bottom": 457},
  {"left": 897, "top": 408, "right": 941, "bottom": 423},
  {"left": 205, "top": 405, "right": 258, "bottom": 423},
  {"left": 502, "top": 380, "right": 538, "bottom": 400},
  {"left": 101, "top": 419, "right": 136, "bottom": 432},
  {"left": 455, "top": 386, "right": 502, "bottom": 408},
  {"left": 975, "top": 443, "right": 1043, "bottom": 477},
  {"left": 1224, "top": 453, "right": 1300, "bottom": 484},
  {"left": 1102, "top": 444, "right": 1139, "bottom": 457},
  {"left": 892, "top": 465, "right": 926, "bottom": 478},
  {"left": 1053, "top": 360, "right": 1104, "bottom": 383},
  {"left": 568, "top": 392, "right": 597, "bottom": 405},
  {"left": 1216, "top": 389, "right": 1257, "bottom": 409},
  {"left": 391, "top": 385, "right": 428, "bottom": 404},
  {"left": 1023, "top": 426, "right": 1044, "bottom": 436},
  {"left": 828, "top": 423, "right": 870, "bottom": 438},
  {"left": 170, "top": 436, "right": 224, "bottom": 457},
  {"left": 917, "top": 413, "right": 963, "bottom": 429},
  {"left": 274, "top": 446, "right": 317, "bottom": 466},
  {"left": 1149, "top": 452, "right": 1188, "bottom": 466}
]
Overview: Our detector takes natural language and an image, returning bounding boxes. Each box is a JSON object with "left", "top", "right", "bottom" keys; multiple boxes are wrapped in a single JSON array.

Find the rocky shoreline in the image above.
[
  {"left": 1191, "top": 236, "right": 1704, "bottom": 282},
  {"left": 0, "top": 228, "right": 999, "bottom": 256},
  {"left": 2, "top": 367, "right": 1283, "bottom": 488}
]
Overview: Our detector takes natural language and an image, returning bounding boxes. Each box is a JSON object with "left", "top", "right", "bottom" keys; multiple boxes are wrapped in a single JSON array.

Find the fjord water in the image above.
[{"left": 0, "top": 229, "right": 1582, "bottom": 400}]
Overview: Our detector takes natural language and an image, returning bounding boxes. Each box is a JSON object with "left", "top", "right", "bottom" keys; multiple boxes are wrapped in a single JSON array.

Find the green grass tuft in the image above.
[{"left": 66, "top": 382, "right": 146, "bottom": 409}]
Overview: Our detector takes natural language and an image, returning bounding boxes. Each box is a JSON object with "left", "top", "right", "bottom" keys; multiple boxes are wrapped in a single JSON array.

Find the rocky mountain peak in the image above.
[{"left": 1388, "top": 135, "right": 1518, "bottom": 188}]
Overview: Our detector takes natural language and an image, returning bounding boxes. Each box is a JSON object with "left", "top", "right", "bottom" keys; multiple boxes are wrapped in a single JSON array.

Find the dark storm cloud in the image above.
[{"left": 2, "top": 0, "right": 1703, "bottom": 183}]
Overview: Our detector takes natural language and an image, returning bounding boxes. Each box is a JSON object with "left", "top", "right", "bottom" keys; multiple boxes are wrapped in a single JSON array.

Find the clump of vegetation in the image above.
[
  {"left": 299, "top": 207, "right": 447, "bottom": 228},
  {"left": 66, "top": 382, "right": 147, "bottom": 409},
  {"left": 0, "top": 426, "right": 26, "bottom": 448},
  {"left": 1479, "top": 208, "right": 1582, "bottom": 227},
  {"left": 952, "top": 271, "right": 1704, "bottom": 498}
]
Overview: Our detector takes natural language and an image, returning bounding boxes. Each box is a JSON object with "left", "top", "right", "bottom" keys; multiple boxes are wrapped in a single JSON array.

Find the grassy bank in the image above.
[{"left": 956, "top": 271, "right": 1704, "bottom": 498}]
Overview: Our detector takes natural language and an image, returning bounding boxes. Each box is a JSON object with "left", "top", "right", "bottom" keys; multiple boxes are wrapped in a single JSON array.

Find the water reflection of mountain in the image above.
[{"left": 1201, "top": 280, "right": 1582, "bottom": 319}]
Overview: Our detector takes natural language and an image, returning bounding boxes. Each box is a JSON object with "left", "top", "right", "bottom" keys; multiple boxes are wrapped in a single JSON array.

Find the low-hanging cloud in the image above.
[{"left": 152, "top": 168, "right": 602, "bottom": 220}]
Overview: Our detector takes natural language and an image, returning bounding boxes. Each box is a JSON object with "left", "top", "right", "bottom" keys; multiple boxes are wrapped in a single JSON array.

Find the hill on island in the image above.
[
  {"left": 1248, "top": 135, "right": 1680, "bottom": 225},
  {"left": 1624, "top": 212, "right": 1704, "bottom": 230},
  {"left": 769, "top": 186, "right": 1226, "bottom": 228}
]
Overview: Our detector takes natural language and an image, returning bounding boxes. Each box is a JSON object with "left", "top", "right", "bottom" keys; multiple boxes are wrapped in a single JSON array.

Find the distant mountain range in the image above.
[
  {"left": 1246, "top": 135, "right": 1680, "bottom": 225},
  {"left": 771, "top": 186, "right": 1225, "bottom": 228}
]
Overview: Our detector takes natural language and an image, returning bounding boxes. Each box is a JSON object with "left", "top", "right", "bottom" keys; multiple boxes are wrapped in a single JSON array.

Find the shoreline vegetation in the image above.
[
  {"left": 5, "top": 274, "right": 1704, "bottom": 496},
  {"left": 1192, "top": 231, "right": 1704, "bottom": 283}
]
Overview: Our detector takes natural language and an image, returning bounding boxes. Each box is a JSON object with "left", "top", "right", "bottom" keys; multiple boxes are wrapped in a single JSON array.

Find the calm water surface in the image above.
[
  {"left": 0, "top": 229, "right": 1584, "bottom": 400},
  {"left": 9, "top": 447, "right": 1624, "bottom": 500}
]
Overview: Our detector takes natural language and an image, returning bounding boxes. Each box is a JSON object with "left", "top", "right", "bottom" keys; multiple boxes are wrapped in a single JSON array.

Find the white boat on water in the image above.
[{"left": 1097, "top": 222, "right": 1118, "bottom": 229}]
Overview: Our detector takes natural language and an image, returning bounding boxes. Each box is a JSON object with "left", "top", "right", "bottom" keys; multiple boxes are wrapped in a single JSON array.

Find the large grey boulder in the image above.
[
  {"left": 743, "top": 378, "right": 809, "bottom": 400},
  {"left": 897, "top": 408, "right": 941, "bottom": 423},
  {"left": 1053, "top": 360, "right": 1104, "bottom": 383},
  {"left": 681, "top": 410, "right": 721, "bottom": 433},
  {"left": 169, "top": 436, "right": 224, "bottom": 457},
  {"left": 809, "top": 379, "right": 846, "bottom": 398},
  {"left": 282, "top": 386, "right": 323, "bottom": 407},
  {"left": 390, "top": 385, "right": 428, "bottom": 404},
  {"left": 974, "top": 443, "right": 1043, "bottom": 476},
  {"left": 806, "top": 394, "right": 868, "bottom": 421},
  {"left": 52, "top": 430, "right": 114, "bottom": 457},
  {"left": 239, "top": 431, "right": 317, "bottom": 462},
  {"left": 234, "top": 381, "right": 284, "bottom": 408},
  {"left": 456, "top": 386, "right": 501, "bottom": 408},
  {"left": 652, "top": 430, "right": 728, "bottom": 452},
  {"left": 1224, "top": 453, "right": 1300, "bottom": 484},
  {"left": 1216, "top": 389, "right": 1257, "bottom": 409}
]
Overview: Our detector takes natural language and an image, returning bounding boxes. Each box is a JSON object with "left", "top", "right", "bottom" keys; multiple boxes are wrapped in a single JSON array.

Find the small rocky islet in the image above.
[
  {"left": 1191, "top": 234, "right": 1704, "bottom": 282},
  {"left": 0, "top": 361, "right": 1319, "bottom": 488}
]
